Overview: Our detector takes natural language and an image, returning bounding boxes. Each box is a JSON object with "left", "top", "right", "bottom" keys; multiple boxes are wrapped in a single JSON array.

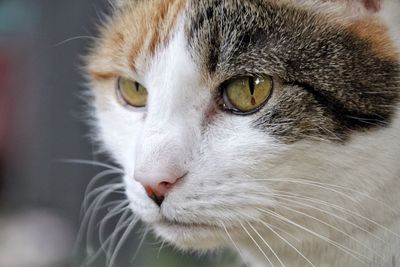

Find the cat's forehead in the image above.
[{"left": 88, "top": 0, "right": 396, "bottom": 78}]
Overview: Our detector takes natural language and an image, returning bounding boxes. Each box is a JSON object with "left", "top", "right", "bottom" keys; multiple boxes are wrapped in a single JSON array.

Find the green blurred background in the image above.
[{"left": 0, "top": 1, "right": 235, "bottom": 267}]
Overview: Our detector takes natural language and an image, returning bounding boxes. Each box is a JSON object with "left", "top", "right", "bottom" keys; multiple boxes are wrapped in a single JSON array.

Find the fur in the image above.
[{"left": 85, "top": 0, "right": 400, "bottom": 266}]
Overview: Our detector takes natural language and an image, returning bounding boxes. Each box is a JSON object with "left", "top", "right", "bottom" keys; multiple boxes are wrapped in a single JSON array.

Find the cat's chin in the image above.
[{"left": 151, "top": 220, "right": 226, "bottom": 250}]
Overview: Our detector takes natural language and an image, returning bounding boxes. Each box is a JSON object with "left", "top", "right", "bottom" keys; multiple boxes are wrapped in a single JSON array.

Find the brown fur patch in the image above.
[{"left": 348, "top": 18, "right": 399, "bottom": 61}]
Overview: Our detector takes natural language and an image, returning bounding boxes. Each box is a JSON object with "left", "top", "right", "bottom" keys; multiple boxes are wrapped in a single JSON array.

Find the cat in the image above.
[{"left": 85, "top": 0, "right": 400, "bottom": 266}]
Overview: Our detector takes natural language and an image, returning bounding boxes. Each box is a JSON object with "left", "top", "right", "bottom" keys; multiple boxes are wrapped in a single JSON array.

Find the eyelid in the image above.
[{"left": 89, "top": 70, "right": 119, "bottom": 81}]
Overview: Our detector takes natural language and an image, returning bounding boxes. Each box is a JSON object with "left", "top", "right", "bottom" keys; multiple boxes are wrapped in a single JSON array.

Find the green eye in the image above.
[
  {"left": 221, "top": 76, "right": 273, "bottom": 114},
  {"left": 118, "top": 77, "right": 148, "bottom": 108}
]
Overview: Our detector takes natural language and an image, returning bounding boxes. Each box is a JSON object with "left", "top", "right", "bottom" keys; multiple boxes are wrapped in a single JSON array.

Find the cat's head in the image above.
[{"left": 86, "top": 0, "right": 400, "bottom": 251}]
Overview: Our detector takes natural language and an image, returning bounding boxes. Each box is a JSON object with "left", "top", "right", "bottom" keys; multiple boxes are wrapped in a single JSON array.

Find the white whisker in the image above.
[
  {"left": 75, "top": 184, "right": 121, "bottom": 257},
  {"left": 258, "top": 208, "right": 369, "bottom": 266},
  {"left": 220, "top": 221, "right": 249, "bottom": 267},
  {"left": 266, "top": 191, "right": 385, "bottom": 242},
  {"left": 83, "top": 212, "right": 133, "bottom": 267},
  {"left": 86, "top": 185, "right": 126, "bottom": 251},
  {"left": 257, "top": 220, "right": 315, "bottom": 267},
  {"left": 99, "top": 201, "right": 130, "bottom": 256},
  {"left": 251, "top": 178, "right": 359, "bottom": 204},
  {"left": 248, "top": 222, "right": 286, "bottom": 267},
  {"left": 56, "top": 159, "right": 124, "bottom": 173},
  {"left": 83, "top": 182, "right": 124, "bottom": 211},
  {"left": 266, "top": 223, "right": 301, "bottom": 243},
  {"left": 240, "top": 221, "right": 275, "bottom": 267},
  {"left": 106, "top": 211, "right": 135, "bottom": 260},
  {"left": 251, "top": 177, "right": 397, "bottom": 214},
  {"left": 157, "top": 240, "right": 167, "bottom": 259},
  {"left": 83, "top": 174, "right": 124, "bottom": 212},
  {"left": 108, "top": 219, "right": 138, "bottom": 267},
  {"left": 55, "top": 36, "right": 98, "bottom": 46},
  {"left": 130, "top": 226, "right": 150, "bottom": 263},
  {"left": 278, "top": 201, "right": 383, "bottom": 260}
]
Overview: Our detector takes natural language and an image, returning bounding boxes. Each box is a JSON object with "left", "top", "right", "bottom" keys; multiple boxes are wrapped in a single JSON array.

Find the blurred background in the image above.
[{"left": 0, "top": 1, "right": 233, "bottom": 267}]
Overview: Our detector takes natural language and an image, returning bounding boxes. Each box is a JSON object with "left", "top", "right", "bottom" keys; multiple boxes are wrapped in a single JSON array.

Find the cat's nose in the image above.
[
  {"left": 134, "top": 171, "right": 182, "bottom": 206},
  {"left": 142, "top": 182, "right": 172, "bottom": 206}
]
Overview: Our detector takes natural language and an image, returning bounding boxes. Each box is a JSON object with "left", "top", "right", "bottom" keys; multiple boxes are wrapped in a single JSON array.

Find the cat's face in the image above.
[{"left": 86, "top": 0, "right": 399, "bottom": 253}]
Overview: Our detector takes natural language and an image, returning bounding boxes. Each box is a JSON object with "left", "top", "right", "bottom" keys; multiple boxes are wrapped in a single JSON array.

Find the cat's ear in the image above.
[
  {"left": 302, "top": 0, "right": 383, "bottom": 18},
  {"left": 361, "top": 0, "right": 381, "bottom": 12},
  {"left": 332, "top": 0, "right": 381, "bottom": 13},
  {"left": 301, "top": 0, "right": 382, "bottom": 15}
]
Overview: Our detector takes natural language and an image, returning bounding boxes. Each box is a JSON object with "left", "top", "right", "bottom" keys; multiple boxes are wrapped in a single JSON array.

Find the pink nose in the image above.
[{"left": 134, "top": 171, "right": 182, "bottom": 206}]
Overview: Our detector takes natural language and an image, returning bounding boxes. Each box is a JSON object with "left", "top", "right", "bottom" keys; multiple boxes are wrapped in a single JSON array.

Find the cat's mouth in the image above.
[
  {"left": 156, "top": 217, "right": 218, "bottom": 229},
  {"left": 151, "top": 216, "right": 228, "bottom": 250}
]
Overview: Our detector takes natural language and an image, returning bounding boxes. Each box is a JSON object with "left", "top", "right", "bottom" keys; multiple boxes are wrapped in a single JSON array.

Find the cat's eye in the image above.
[
  {"left": 221, "top": 76, "right": 273, "bottom": 114},
  {"left": 118, "top": 77, "right": 148, "bottom": 108}
]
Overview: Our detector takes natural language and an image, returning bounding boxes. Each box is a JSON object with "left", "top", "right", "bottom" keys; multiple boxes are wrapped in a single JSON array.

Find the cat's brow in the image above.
[
  {"left": 87, "top": 0, "right": 186, "bottom": 80},
  {"left": 127, "top": 0, "right": 185, "bottom": 72}
]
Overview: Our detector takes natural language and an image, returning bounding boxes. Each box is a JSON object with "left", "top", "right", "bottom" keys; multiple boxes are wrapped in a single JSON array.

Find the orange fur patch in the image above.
[
  {"left": 127, "top": 0, "right": 185, "bottom": 71},
  {"left": 348, "top": 18, "right": 399, "bottom": 61},
  {"left": 147, "top": 0, "right": 185, "bottom": 57},
  {"left": 88, "top": 0, "right": 185, "bottom": 80},
  {"left": 112, "top": 32, "right": 125, "bottom": 46},
  {"left": 128, "top": 29, "right": 147, "bottom": 72}
]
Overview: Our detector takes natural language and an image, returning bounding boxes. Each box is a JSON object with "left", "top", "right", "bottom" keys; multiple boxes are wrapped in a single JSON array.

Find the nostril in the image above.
[
  {"left": 142, "top": 181, "right": 174, "bottom": 207},
  {"left": 144, "top": 186, "right": 165, "bottom": 207}
]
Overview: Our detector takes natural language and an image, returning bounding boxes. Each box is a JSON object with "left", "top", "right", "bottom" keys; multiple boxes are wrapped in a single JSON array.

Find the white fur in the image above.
[{"left": 91, "top": 3, "right": 400, "bottom": 267}]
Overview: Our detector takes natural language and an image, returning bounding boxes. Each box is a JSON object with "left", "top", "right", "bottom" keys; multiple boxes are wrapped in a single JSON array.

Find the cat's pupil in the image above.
[
  {"left": 249, "top": 77, "right": 255, "bottom": 96},
  {"left": 249, "top": 77, "right": 257, "bottom": 106}
]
